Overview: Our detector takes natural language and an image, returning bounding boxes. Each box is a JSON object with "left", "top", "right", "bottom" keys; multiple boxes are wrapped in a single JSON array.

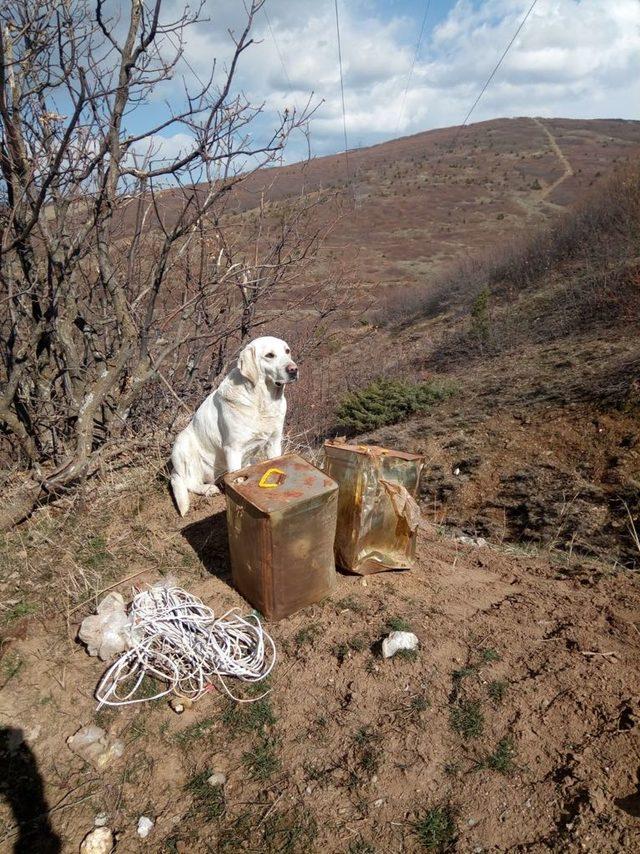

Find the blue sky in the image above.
[{"left": 121, "top": 1, "right": 640, "bottom": 166}]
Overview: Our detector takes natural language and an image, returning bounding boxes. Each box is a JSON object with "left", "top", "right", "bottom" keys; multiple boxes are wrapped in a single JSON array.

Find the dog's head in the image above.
[{"left": 237, "top": 336, "right": 298, "bottom": 388}]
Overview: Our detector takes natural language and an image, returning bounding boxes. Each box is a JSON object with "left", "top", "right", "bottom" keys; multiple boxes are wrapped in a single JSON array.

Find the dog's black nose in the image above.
[{"left": 286, "top": 363, "right": 298, "bottom": 377}]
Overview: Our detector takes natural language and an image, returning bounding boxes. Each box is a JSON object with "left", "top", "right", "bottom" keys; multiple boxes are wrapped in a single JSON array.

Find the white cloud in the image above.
[
  {"left": 133, "top": 132, "right": 195, "bottom": 162},
  {"left": 147, "top": 0, "right": 640, "bottom": 162}
]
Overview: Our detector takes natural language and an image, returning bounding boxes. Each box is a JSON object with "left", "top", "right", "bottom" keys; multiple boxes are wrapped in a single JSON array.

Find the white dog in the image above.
[{"left": 170, "top": 336, "right": 298, "bottom": 516}]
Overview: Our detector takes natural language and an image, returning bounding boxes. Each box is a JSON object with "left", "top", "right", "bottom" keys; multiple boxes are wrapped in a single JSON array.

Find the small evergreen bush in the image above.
[
  {"left": 335, "top": 378, "right": 454, "bottom": 433},
  {"left": 470, "top": 287, "right": 491, "bottom": 345}
]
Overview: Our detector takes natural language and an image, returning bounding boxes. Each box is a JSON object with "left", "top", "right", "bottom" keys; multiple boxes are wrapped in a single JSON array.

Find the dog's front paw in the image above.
[{"left": 203, "top": 484, "right": 220, "bottom": 497}]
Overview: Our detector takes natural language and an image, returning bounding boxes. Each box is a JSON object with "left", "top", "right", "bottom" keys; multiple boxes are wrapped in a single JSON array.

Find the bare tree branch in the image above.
[{"left": 0, "top": 0, "right": 342, "bottom": 529}]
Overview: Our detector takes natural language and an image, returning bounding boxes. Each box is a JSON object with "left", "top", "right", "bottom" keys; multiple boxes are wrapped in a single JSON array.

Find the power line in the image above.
[
  {"left": 263, "top": 7, "right": 294, "bottom": 95},
  {"left": 333, "top": 0, "right": 351, "bottom": 188},
  {"left": 396, "top": 0, "right": 432, "bottom": 135},
  {"left": 450, "top": 0, "right": 539, "bottom": 150}
]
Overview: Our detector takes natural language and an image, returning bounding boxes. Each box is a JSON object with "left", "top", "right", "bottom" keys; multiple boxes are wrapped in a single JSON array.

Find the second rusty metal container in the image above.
[
  {"left": 323, "top": 441, "right": 424, "bottom": 575},
  {"left": 224, "top": 454, "right": 338, "bottom": 620}
]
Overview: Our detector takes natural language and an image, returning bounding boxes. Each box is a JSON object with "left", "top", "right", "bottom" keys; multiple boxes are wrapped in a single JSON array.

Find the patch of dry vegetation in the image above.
[{"left": 373, "top": 162, "right": 640, "bottom": 359}]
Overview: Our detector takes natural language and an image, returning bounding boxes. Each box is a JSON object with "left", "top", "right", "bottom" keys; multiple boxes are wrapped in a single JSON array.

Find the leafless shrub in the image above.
[
  {"left": 490, "top": 165, "right": 640, "bottom": 292},
  {"left": 371, "top": 165, "right": 640, "bottom": 342},
  {"left": 373, "top": 161, "right": 640, "bottom": 365},
  {"left": 0, "top": 0, "right": 344, "bottom": 529},
  {"left": 366, "top": 282, "right": 449, "bottom": 328}
]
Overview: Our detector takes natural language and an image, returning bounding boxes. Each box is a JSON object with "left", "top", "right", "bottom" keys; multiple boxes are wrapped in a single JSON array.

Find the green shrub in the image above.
[
  {"left": 470, "top": 288, "right": 491, "bottom": 344},
  {"left": 335, "top": 378, "right": 455, "bottom": 433}
]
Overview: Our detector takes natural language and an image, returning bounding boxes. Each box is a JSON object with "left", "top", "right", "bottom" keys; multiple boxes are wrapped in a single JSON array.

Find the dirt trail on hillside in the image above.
[
  {"left": 532, "top": 117, "right": 575, "bottom": 201},
  {"left": 1, "top": 484, "right": 639, "bottom": 852}
]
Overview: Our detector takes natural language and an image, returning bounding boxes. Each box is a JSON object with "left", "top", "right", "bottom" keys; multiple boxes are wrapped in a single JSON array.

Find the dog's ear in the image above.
[{"left": 238, "top": 343, "right": 260, "bottom": 386}]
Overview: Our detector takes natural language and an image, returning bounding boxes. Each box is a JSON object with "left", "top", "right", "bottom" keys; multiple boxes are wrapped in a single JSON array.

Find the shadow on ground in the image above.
[
  {"left": 180, "top": 510, "right": 232, "bottom": 581},
  {"left": 0, "top": 727, "right": 62, "bottom": 854},
  {"left": 615, "top": 767, "right": 640, "bottom": 818}
]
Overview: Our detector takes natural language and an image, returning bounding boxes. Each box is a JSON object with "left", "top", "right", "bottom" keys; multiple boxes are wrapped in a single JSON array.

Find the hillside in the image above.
[
  {"left": 204, "top": 116, "right": 640, "bottom": 292},
  {"left": 303, "top": 154, "right": 640, "bottom": 569},
  {"left": 1, "top": 118, "right": 639, "bottom": 853},
  {"left": 117, "top": 116, "right": 640, "bottom": 314}
]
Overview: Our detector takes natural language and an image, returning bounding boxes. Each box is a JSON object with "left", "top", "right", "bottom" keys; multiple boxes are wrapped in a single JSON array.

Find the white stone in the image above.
[
  {"left": 457, "top": 535, "right": 488, "bottom": 548},
  {"left": 207, "top": 771, "right": 226, "bottom": 787},
  {"left": 170, "top": 696, "right": 192, "bottom": 714},
  {"left": 382, "top": 631, "right": 419, "bottom": 659},
  {"left": 67, "top": 725, "right": 124, "bottom": 770},
  {"left": 94, "top": 813, "right": 108, "bottom": 827},
  {"left": 80, "top": 827, "right": 113, "bottom": 854},
  {"left": 137, "top": 816, "right": 154, "bottom": 839}
]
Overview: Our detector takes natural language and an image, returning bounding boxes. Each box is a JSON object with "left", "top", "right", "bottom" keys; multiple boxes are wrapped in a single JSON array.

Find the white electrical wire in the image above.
[{"left": 95, "top": 585, "right": 276, "bottom": 708}]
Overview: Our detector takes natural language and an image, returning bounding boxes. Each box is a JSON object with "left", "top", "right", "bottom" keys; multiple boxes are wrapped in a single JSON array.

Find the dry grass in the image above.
[
  {"left": 281, "top": 431, "right": 324, "bottom": 467},
  {"left": 623, "top": 502, "right": 640, "bottom": 558},
  {"left": 0, "top": 442, "right": 179, "bottom": 623},
  {"left": 372, "top": 161, "right": 640, "bottom": 365}
]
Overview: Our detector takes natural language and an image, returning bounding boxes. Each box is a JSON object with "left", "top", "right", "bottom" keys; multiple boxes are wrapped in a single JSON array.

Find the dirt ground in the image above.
[
  {"left": 1, "top": 473, "right": 639, "bottom": 852},
  {"left": 2, "top": 110, "right": 639, "bottom": 852},
  {"left": 363, "top": 329, "right": 640, "bottom": 573}
]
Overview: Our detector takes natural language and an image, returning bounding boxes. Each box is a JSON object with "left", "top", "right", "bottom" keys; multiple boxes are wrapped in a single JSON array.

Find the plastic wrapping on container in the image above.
[
  {"left": 224, "top": 454, "right": 339, "bottom": 620},
  {"left": 323, "top": 441, "right": 424, "bottom": 574}
]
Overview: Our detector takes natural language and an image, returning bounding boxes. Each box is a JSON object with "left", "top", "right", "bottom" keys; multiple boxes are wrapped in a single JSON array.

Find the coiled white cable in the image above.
[{"left": 95, "top": 585, "right": 276, "bottom": 708}]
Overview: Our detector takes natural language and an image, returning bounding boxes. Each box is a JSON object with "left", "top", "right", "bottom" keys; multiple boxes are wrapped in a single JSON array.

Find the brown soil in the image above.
[
  {"left": 363, "top": 329, "right": 640, "bottom": 571},
  {"left": 1, "top": 479, "right": 639, "bottom": 852}
]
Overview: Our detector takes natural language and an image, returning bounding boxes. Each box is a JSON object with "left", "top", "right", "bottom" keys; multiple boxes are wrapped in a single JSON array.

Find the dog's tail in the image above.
[{"left": 170, "top": 471, "right": 190, "bottom": 517}]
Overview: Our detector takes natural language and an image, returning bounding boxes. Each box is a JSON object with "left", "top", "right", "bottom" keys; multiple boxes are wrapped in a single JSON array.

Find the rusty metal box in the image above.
[
  {"left": 323, "top": 441, "right": 424, "bottom": 574},
  {"left": 224, "top": 454, "right": 338, "bottom": 620}
]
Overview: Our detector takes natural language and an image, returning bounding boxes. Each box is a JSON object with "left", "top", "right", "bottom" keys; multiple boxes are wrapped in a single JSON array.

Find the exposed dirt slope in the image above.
[
  {"left": 1, "top": 483, "right": 639, "bottom": 852},
  {"left": 361, "top": 328, "right": 640, "bottom": 570}
]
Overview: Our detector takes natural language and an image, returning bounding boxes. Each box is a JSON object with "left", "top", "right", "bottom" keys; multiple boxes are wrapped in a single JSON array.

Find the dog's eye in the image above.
[
  {"left": 285, "top": 348, "right": 290, "bottom": 354},
  {"left": 265, "top": 353, "right": 275, "bottom": 359}
]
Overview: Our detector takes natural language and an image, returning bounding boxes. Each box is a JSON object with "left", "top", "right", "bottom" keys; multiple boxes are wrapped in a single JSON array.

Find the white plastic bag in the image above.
[{"left": 79, "top": 592, "right": 131, "bottom": 661}]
